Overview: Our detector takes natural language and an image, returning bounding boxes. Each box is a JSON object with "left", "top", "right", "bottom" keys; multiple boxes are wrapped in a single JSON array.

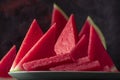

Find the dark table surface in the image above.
[{"left": 0, "top": 0, "right": 120, "bottom": 70}]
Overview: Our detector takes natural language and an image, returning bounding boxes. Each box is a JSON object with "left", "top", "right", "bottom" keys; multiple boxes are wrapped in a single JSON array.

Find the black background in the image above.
[{"left": 0, "top": 0, "right": 120, "bottom": 70}]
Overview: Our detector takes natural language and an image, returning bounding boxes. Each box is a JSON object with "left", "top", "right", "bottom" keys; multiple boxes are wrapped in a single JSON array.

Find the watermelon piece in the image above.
[
  {"left": 70, "top": 34, "right": 88, "bottom": 60},
  {"left": 13, "top": 23, "right": 57, "bottom": 71},
  {"left": 55, "top": 14, "right": 78, "bottom": 55},
  {"left": 50, "top": 60, "right": 101, "bottom": 71},
  {"left": 88, "top": 26, "right": 118, "bottom": 71},
  {"left": 0, "top": 45, "right": 16, "bottom": 77},
  {"left": 51, "top": 3, "right": 68, "bottom": 37},
  {"left": 49, "top": 56, "right": 90, "bottom": 71},
  {"left": 78, "top": 16, "right": 106, "bottom": 49},
  {"left": 78, "top": 17, "right": 90, "bottom": 39},
  {"left": 23, "top": 54, "right": 73, "bottom": 71},
  {"left": 10, "top": 19, "right": 43, "bottom": 71}
]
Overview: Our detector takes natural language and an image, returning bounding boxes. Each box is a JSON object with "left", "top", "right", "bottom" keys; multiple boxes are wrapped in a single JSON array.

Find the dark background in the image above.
[{"left": 0, "top": 0, "right": 120, "bottom": 70}]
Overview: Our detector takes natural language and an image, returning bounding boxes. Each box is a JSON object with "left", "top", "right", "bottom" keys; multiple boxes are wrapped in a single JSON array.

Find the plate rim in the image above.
[{"left": 9, "top": 71, "right": 120, "bottom": 80}]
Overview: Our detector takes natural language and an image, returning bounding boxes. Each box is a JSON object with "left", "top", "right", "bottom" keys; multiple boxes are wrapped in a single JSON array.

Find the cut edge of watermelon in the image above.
[{"left": 87, "top": 16, "right": 106, "bottom": 49}]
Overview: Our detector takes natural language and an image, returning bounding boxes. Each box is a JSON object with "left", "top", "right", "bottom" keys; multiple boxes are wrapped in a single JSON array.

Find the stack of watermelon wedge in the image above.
[
  {"left": 9, "top": 4, "right": 118, "bottom": 72},
  {"left": 0, "top": 4, "right": 118, "bottom": 78}
]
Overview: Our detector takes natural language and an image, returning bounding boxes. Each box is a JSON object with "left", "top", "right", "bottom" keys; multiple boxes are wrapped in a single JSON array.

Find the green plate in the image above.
[{"left": 9, "top": 71, "right": 120, "bottom": 80}]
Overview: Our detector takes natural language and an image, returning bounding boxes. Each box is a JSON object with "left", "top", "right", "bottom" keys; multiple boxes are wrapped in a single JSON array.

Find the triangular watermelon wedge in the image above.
[
  {"left": 70, "top": 34, "right": 88, "bottom": 60},
  {"left": 13, "top": 23, "right": 57, "bottom": 71},
  {"left": 88, "top": 26, "right": 118, "bottom": 71},
  {"left": 0, "top": 45, "right": 16, "bottom": 77},
  {"left": 78, "top": 16, "right": 106, "bottom": 49},
  {"left": 10, "top": 19, "right": 43, "bottom": 71},
  {"left": 78, "top": 17, "right": 90, "bottom": 39},
  {"left": 54, "top": 14, "right": 78, "bottom": 55},
  {"left": 51, "top": 3, "right": 68, "bottom": 37}
]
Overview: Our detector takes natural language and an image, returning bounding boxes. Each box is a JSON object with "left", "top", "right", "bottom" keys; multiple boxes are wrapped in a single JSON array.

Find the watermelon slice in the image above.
[
  {"left": 55, "top": 14, "right": 78, "bottom": 55},
  {"left": 78, "top": 17, "right": 90, "bottom": 39},
  {"left": 13, "top": 23, "right": 57, "bottom": 71},
  {"left": 0, "top": 45, "right": 16, "bottom": 77},
  {"left": 50, "top": 60, "right": 101, "bottom": 71},
  {"left": 10, "top": 19, "right": 43, "bottom": 71},
  {"left": 70, "top": 34, "right": 88, "bottom": 60},
  {"left": 88, "top": 26, "right": 118, "bottom": 71},
  {"left": 51, "top": 3, "right": 68, "bottom": 37},
  {"left": 78, "top": 16, "right": 106, "bottom": 49},
  {"left": 23, "top": 54, "right": 73, "bottom": 71}
]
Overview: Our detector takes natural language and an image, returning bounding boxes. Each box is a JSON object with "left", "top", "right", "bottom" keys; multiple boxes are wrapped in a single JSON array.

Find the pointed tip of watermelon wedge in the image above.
[
  {"left": 87, "top": 16, "right": 107, "bottom": 49},
  {"left": 30, "top": 19, "right": 43, "bottom": 34},
  {"left": 53, "top": 3, "right": 68, "bottom": 20},
  {"left": 1, "top": 45, "right": 16, "bottom": 63}
]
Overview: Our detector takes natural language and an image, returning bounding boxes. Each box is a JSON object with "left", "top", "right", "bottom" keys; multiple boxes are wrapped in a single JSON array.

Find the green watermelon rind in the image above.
[
  {"left": 110, "top": 66, "right": 119, "bottom": 72},
  {"left": 54, "top": 3, "right": 68, "bottom": 20},
  {"left": 87, "top": 16, "right": 107, "bottom": 49}
]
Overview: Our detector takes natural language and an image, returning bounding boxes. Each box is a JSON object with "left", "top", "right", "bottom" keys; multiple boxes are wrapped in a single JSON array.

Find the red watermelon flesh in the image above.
[
  {"left": 10, "top": 19, "right": 43, "bottom": 71},
  {"left": 70, "top": 34, "right": 88, "bottom": 60},
  {"left": 51, "top": 4, "right": 68, "bottom": 37},
  {"left": 78, "top": 17, "right": 90, "bottom": 39},
  {"left": 103, "top": 65, "right": 110, "bottom": 72},
  {"left": 14, "top": 23, "right": 57, "bottom": 71},
  {"left": 55, "top": 14, "right": 78, "bottom": 55},
  {"left": 50, "top": 60, "right": 101, "bottom": 71},
  {"left": 0, "top": 45, "right": 16, "bottom": 77},
  {"left": 88, "top": 26, "right": 118, "bottom": 71},
  {"left": 49, "top": 56, "right": 90, "bottom": 71},
  {"left": 76, "top": 56, "right": 90, "bottom": 65},
  {"left": 23, "top": 54, "right": 73, "bottom": 71},
  {"left": 78, "top": 16, "right": 106, "bottom": 49}
]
